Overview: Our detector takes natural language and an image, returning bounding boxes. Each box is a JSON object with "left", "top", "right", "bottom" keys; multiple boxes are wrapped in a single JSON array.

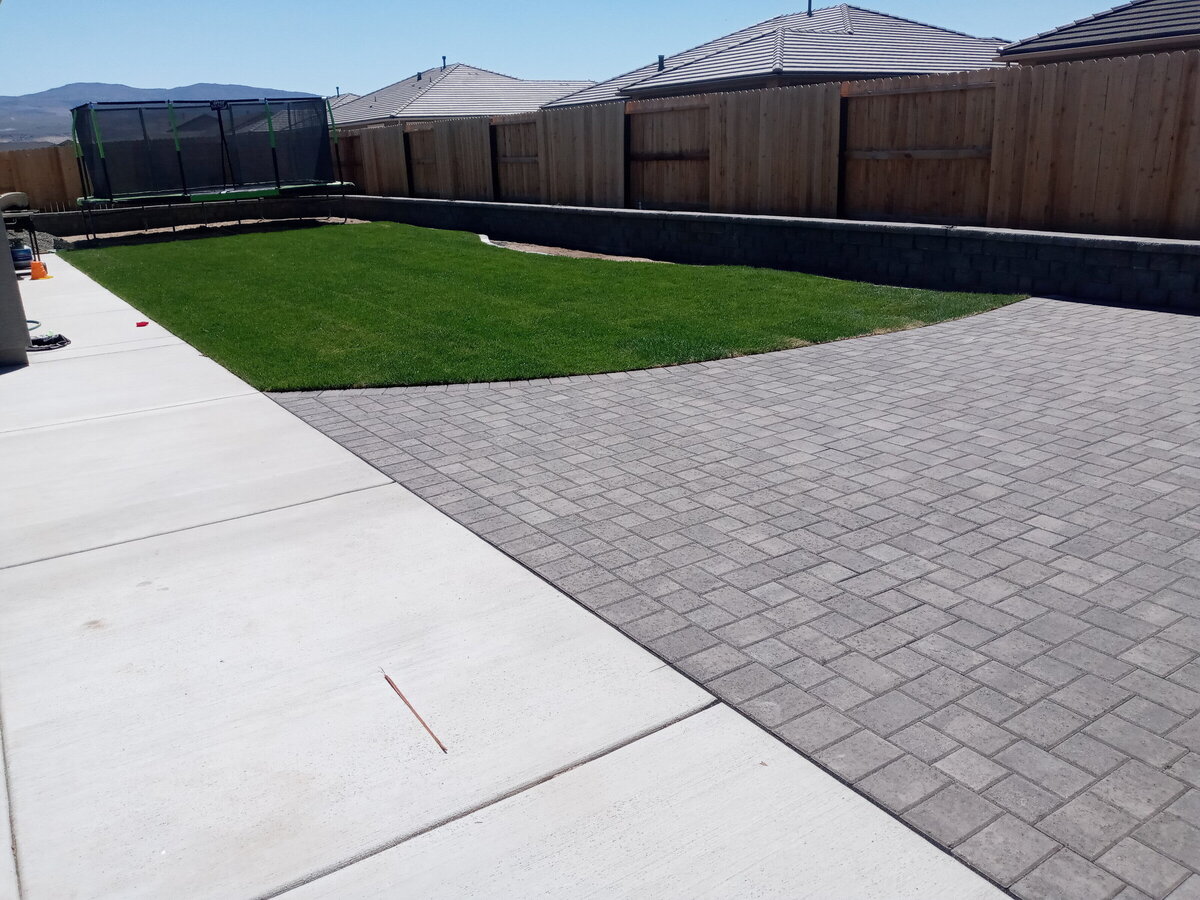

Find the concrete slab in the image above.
[
  {"left": 26, "top": 308, "right": 178, "bottom": 363},
  {"left": 0, "top": 393, "right": 388, "bottom": 568},
  {"left": 0, "top": 747, "right": 15, "bottom": 900},
  {"left": 17, "top": 257, "right": 133, "bottom": 317},
  {"left": 288, "top": 704, "right": 1003, "bottom": 900},
  {"left": 0, "top": 485, "right": 711, "bottom": 900},
  {"left": 0, "top": 343, "right": 253, "bottom": 434}
]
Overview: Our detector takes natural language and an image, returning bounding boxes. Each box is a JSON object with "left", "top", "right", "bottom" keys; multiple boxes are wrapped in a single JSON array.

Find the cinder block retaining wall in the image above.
[{"left": 34, "top": 196, "right": 1200, "bottom": 311}]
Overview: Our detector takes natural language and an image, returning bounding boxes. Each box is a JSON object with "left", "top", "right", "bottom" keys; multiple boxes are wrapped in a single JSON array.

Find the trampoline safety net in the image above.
[{"left": 72, "top": 98, "right": 340, "bottom": 204}]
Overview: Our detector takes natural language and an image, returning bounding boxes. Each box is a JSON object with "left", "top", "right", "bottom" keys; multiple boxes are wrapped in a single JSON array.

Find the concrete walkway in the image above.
[
  {"left": 281, "top": 297, "right": 1200, "bottom": 900},
  {"left": 0, "top": 258, "right": 1001, "bottom": 898}
]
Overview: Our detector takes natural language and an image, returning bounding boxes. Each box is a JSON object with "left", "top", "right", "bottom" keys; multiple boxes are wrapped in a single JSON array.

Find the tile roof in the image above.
[
  {"left": 327, "top": 93, "right": 361, "bottom": 110},
  {"left": 547, "top": 4, "right": 1006, "bottom": 107},
  {"left": 999, "top": 0, "right": 1200, "bottom": 58},
  {"left": 333, "top": 64, "right": 592, "bottom": 125}
]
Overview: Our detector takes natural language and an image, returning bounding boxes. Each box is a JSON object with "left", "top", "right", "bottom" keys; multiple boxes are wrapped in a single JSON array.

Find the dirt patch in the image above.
[
  {"left": 53, "top": 217, "right": 367, "bottom": 251},
  {"left": 487, "top": 238, "right": 667, "bottom": 264}
]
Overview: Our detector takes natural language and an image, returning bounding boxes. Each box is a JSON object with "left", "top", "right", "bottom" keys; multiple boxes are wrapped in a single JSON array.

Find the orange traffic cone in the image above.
[{"left": 30, "top": 261, "right": 50, "bottom": 280}]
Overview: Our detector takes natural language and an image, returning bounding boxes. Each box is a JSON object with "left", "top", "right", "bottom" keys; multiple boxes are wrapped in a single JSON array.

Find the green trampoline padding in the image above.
[{"left": 76, "top": 182, "right": 353, "bottom": 207}]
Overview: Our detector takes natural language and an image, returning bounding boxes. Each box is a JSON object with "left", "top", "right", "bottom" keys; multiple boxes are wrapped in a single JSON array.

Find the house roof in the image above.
[
  {"left": 332, "top": 64, "right": 592, "bottom": 125},
  {"left": 999, "top": 0, "right": 1200, "bottom": 60},
  {"left": 327, "top": 93, "right": 361, "bottom": 110},
  {"left": 547, "top": 4, "right": 1007, "bottom": 107}
]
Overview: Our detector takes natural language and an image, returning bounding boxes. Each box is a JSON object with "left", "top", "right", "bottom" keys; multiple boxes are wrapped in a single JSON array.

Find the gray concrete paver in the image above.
[{"left": 279, "top": 297, "right": 1200, "bottom": 896}]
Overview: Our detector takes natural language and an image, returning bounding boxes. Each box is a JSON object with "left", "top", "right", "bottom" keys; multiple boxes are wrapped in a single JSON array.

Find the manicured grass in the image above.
[{"left": 64, "top": 222, "right": 1021, "bottom": 390}]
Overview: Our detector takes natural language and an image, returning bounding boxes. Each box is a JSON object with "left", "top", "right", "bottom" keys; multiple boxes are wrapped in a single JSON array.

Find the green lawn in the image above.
[{"left": 64, "top": 222, "right": 1021, "bottom": 391}]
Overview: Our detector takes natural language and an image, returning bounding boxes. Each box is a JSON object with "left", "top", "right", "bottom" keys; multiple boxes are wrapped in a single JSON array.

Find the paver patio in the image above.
[
  {"left": 280, "top": 296, "right": 1200, "bottom": 899},
  {"left": 0, "top": 257, "right": 1005, "bottom": 899}
]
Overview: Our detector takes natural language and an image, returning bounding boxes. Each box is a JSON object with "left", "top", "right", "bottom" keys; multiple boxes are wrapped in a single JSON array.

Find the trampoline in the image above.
[{"left": 71, "top": 98, "right": 348, "bottom": 206}]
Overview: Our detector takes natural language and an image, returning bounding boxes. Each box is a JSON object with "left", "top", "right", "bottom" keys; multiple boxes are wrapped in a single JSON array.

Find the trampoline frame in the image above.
[{"left": 71, "top": 97, "right": 348, "bottom": 208}]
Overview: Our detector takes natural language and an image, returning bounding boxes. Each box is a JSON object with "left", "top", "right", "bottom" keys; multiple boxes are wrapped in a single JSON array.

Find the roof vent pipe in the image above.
[
  {"left": 442, "top": 56, "right": 447, "bottom": 69},
  {"left": 658, "top": 54, "right": 665, "bottom": 71},
  {"left": 807, "top": 0, "right": 813, "bottom": 15},
  {"left": 417, "top": 71, "right": 422, "bottom": 80}
]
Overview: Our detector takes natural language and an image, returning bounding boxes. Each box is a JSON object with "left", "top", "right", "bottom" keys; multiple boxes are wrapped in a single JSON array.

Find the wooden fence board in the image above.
[
  {"left": 540, "top": 103, "right": 625, "bottom": 207},
  {"left": 627, "top": 96, "right": 710, "bottom": 211},
  {"left": 357, "top": 126, "right": 410, "bottom": 196},
  {"left": 843, "top": 71, "right": 995, "bottom": 225},
  {"left": 709, "top": 84, "right": 839, "bottom": 216},
  {"left": 988, "top": 49, "right": 1200, "bottom": 238},
  {"left": 337, "top": 132, "right": 365, "bottom": 193},
  {"left": 405, "top": 124, "right": 439, "bottom": 198},
  {"left": 434, "top": 118, "right": 493, "bottom": 201},
  {"left": 0, "top": 144, "right": 84, "bottom": 210},
  {"left": 1166, "top": 51, "right": 1200, "bottom": 237},
  {"left": 493, "top": 113, "right": 541, "bottom": 203},
  {"left": 1126, "top": 54, "right": 1172, "bottom": 233},
  {"left": 1092, "top": 56, "right": 1137, "bottom": 231}
]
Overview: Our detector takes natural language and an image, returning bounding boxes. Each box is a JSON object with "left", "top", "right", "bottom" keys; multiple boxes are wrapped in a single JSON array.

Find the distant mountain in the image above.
[{"left": 0, "top": 83, "right": 319, "bottom": 146}]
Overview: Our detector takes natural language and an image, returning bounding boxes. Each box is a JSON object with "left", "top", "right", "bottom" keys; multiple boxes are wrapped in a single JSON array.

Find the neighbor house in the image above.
[
  {"left": 332, "top": 63, "right": 593, "bottom": 127},
  {"left": 998, "top": 0, "right": 1200, "bottom": 65},
  {"left": 546, "top": 4, "right": 1006, "bottom": 107},
  {"left": 327, "top": 92, "right": 361, "bottom": 112}
]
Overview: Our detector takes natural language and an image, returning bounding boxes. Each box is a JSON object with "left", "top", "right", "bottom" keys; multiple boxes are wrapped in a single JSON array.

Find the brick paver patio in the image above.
[{"left": 277, "top": 297, "right": 1200, "bottom": 899}]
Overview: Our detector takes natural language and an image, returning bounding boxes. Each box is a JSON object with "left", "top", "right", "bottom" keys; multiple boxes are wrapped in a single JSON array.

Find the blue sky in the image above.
[{"left": 4, "top": 0, "right": 1109, "bottom": 97}]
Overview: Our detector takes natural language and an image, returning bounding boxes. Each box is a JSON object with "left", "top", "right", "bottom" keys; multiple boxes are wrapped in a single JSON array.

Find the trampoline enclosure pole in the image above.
[
  {"left": 70, "top": 108, "right": 92, "bottom": 203},
  {"left": 265, "top": 99, "right": 282, "bottom": 191},
  {"left": 167, "top": 101, "right": 189, "bottom": 196},
  {"left": 89, "top": 106, "right": 114, "bottom": 201},
  {"left": 326, "top": 98, "right": 345, "bottom": 187},
  {"left": 215, "top": 104, "right": 233, "bottom": 188}
]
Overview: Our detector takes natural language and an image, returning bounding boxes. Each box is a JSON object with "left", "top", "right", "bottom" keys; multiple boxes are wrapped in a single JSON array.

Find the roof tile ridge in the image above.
[
  {"left": 623, "top": 29, "right": 782, "bottom": 91},
  {"left": 1002, "top": 0, "right": 1155, "bottom": 51},
  {"left": 392, "top": 67, "right": 446, "bottom": 115},
  {"left": 837, "top": 3, "right": 1008, "bottom": 42},
  {"left": 448, "top": 62, "right": 530, "bottom": 81},
  {"left": 547, "top": 9, "right": 809, "bottom": 105}
]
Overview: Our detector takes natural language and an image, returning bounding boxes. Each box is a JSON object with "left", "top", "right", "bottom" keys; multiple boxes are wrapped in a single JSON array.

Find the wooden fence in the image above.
[
  {"left": 336, "top": 50, "right": 1200, "bottom": 241},
  {"left": 0, "top": 144, "right": 83, "bottom": 211},
  {"left": 989, "top": 52, "right": 1200, "bottom": 237},
  {"left": 493, "top": 113, "right": 540, "bottom": 203},
  {"left": 5, "top": 50, "right": 1199, "bottom": 240},
  {"left": 842, "top": 70, "right": 997, "bottom": 225},
  {"left": 709, "top": 84, "right": 840, "bottom": 217}
]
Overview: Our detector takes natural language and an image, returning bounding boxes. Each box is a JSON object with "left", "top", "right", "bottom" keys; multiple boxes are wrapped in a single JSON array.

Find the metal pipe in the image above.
[
  {"left": 167, "top": 101, "right": 190, "bottom": 196},
  {"left": 265, "top": 99, "right": 282, "bottom": 191}
]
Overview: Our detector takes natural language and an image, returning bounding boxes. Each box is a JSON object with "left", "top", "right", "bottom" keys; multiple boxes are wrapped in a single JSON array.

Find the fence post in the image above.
[
  {"left": 401, "top": 128, "right": 414, "bottom": 198},
  {"left": 0, "top": 217, "right": 29, "bottom": 368},
  {"left": 487, "top": 120, "right": 501, "bottom": 202},
  {"left": 623, "top": 102, "right": 633, "bottom": 209},
  {"left": 836, "top": 83, "right": 849, "bottom": 219}
]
